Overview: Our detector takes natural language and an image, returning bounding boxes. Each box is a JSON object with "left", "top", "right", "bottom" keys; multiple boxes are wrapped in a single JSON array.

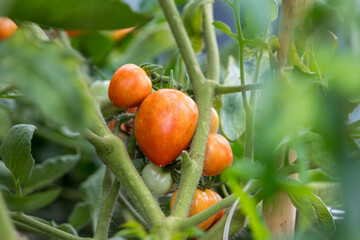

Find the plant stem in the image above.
[
  {"left": 215, "top": 82, "right": 264, "bottom": 95},
  {"left": 179, "top": 194, "right": 237, "bottom": 230},
  {"left": 82, "top": 129, "right": 165, "bottom": 227},
  {"left": 94, "top": 168, "right": 120, "bottom": 240},
  {"left": 203, "top": 3, "right": 219, "bottom": 82},
  {"left": 158, "top": 0, "right": 214, "bottom": 222},
  {"left": 10, "top": 212, "right": 89, "bottom": 240},
  {"left": 0, "top": 193, "right": 19, "bottom": 240},
  {"left": 117, "top": 192, "right": 148, "bottom": 228}
]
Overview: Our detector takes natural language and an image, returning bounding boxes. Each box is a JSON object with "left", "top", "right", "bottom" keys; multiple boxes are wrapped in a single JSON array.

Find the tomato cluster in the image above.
[{"left": 170, "top": 189, "right": 225, "bottom": 230}]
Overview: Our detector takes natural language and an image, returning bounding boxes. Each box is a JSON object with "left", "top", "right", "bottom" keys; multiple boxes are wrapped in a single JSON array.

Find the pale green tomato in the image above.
[{"left": 142, "top": 163, "right": 173, "bottom": 197}]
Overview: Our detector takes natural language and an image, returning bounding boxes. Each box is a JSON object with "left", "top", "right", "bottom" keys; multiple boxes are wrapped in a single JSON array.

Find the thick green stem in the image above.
[
  {"left": 10, "top": 212, "right": 89, "bottom": 240},
  {"left": 203, "top": 3, "right": 220, "bottom": 82},
  {"left": 158, "top": 0, "right": 214, "bottom": 221},
  {"left": 83, "top": 131, "right": 165, "bottom": 227},
  {"left": 94, "top": 168, "right": 120, "bottom": 240},
  {"left": 0, "top": 193, "right": 19, "bottom": 240},
  {"left": 179, "top": 194, "right": 237, "bottom": 230},
  {"left": 215, "top": 83, "right": 264, "bottom": 95}
]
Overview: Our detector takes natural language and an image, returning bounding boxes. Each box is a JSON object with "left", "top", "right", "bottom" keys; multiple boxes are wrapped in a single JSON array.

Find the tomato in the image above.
[
  {"left": 170, "top": 189, "right": 218, "bottom": 230},
  {"left": 210, "top": 190, "right": 225, "bottom": 224},
  {"left": 135, "top": 89, "right": 198, "bottom": 166},
  {"left": 209, "top": 107, "right": 219, "bottom": 133},
  {"left": 203, "top": 133, "right": 233, "bottom": 176},
  {"left": 108, "top": 64, "right": 152, "bottom": 108},
  {"left": 90, "top": 80, "right": 111, "bottom": 106},
  {"left": 66, "top": 30, "right": 83, "bottom": 38},
  {"left": 111, "top": 27, "right": 135, "bottom": 41},
  {"left": 107, "top": 119, "right": 126, "bottom": 139},
  {"left": 141, "top": 163, "right": 173, "bottom": 196},
  {"left": 0, "top": 17, "right": 17, "bottom": 41},
  {"left": 120, "top": 107, "right": 137, "bottom": 134}
]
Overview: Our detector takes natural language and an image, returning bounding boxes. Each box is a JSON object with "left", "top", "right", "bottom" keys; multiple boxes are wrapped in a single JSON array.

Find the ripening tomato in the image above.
[
  {"left": 108, "top": 64, "right": 152, "bottom": 108},
  {"left": 0, "top": 17, "right": 17, "bottom": 41},
  {"left": 141, "top": 163, "right": 173, "bottom": 196},
  {"left": 210, "top": 190, "right": 225, "bottom": 224},
  {"left": 170, "top": 189, "right": 218, "bottom": 230},
  {"left": 203, "top": 133, "right": 233, "bottom": 176},
  {"left": 209, "top": 107, "right": 219, "bottom": 133},
  {"left": 135, "top": 89, "right": 198, "bottom": 166}
]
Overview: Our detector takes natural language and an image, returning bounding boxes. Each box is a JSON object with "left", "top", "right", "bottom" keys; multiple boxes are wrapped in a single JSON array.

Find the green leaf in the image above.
[
  {"left": 213, "top": 21, "right": 237, "bottom": 38},
  {"left": 5, "top": 0, "right": 151, "bottom": 30},
  {"left": 220, "top": 56, "right": 246, "bottom": 141},
  {"left": 111, "top": 23, "right": 176, "bottom": 66},
  {"left": 3, "top": 188, "right": 61, "bottom": 212},
  {"left": 243, "top": 0, "right": 278, "bottom": 39},
  {"left": 285, "top": 179, "right": 335, "bottom": 231},
  {"left": 183, "top": 0, "right": 212, "bottom": 52},
  {"left": 80, "top": 166, "right": 106, "bottom": 232},
  {"left": 0, "top": 27, "right": 95, "bottom": 130},
  {"left": 300, "top": 131, "right": 336, "bottom": 176},
  {"left": 0, "top": 161, "right": 14, "bottom": 190},
  {"left": 22, "top": 153, "right": 80, "bottom": 195},
  {"left": 68, "top": 202, "right": 91, "bottom": 231},
  {"left": 0, "top": 124, "right": 36, "bottom": 181}
]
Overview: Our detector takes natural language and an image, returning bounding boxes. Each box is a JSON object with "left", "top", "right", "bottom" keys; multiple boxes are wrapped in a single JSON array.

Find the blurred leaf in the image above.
[
  {"left": 300, "top": 131, "right": 336, "bottom": 176},
  {"left": 3, "top": 188, "right": 61, "bottom": 212},
  {"left": 0, "top": 27, "right": 95, "bottom": 130},
  {"left": 68, "top": 202, "right": 91, "bottom": 231},
  {"left": 306, "top": 168, "right": 335, "bottom": 183},
  {"left": 229, "top": 138, "right": 244, "bottom": 162},
  {"left": 111, "top": 23, "right": 176, "bottom": 66},
  {"left": 243, "top": 0, "right": 278, "bottom": 39},
  {"left": 115, "top": 221, "right": 147, "bottom": 239},
  {"left": 22, "top": 153, "right": 80, "bottom": 195},
  {"left": 285, "top": 179, "right": 335, "bottom": 231},
  {"left": 0, "top": 161, "right": 14, "bottom": 190},
  {"left": 71, "top": 32, "right": 114, "bottom": 66},
  {"left": 220, "top": 56, "right": 245, "bottom": 141},
  {"left": 183, "top": 0, "right": 212, "bottom": 52},
  {"left": 0, "top": 124, "right": 36, "bottom": 181},
  {"left": 0, "top": 107, "right": 11, "bottom": 139},
  {"left": 6, "top": 0, "right": 151, "bottom": 30},
  {"left": 230, "top": 180, "right": 271, "bottom": 240},
  {"left": 213, "top": 21, "right": 237, "bottom": 38},
  {"left": 80, "top": 166, "right": 105, "bottom": 232}
]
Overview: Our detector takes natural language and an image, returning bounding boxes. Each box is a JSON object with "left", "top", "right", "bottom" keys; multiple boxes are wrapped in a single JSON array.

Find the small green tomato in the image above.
[{"left": 141, "top": 163, "right": 173, "bottom": 197}]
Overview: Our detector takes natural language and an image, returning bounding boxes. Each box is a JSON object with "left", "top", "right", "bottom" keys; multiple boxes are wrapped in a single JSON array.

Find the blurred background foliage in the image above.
[{"left": 0, "top": 0, "right": 360, "bottom": 239}]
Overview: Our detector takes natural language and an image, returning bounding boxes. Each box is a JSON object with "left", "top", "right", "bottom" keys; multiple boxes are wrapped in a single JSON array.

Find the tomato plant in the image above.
[
  {"left": 141, "top": 163, "right": 173, "bottom": 197},
  {"left": 203, "top": 133, "right": 233, "bottom": 176},
  {"left": 134, "top": 89, "right": 198, "bottom": 166},
  {"left": 108, "top": 64, "right": 152, "bottom": 108},
  {"left": 209, "top": 107, "right": 219, "bottom": 133},
  {"left": 0, "top": 17, "right": 17, "bottom": 40}
]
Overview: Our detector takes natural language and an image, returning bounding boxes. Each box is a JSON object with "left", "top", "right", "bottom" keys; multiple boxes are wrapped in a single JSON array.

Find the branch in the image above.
[
  {"left": 215, "top": 83, "right": 265, "bottom": 95},
  {"left": 10, "top": 212, "right": 90, "bottom": 240},
  {"left": 179, "top": 194, "right": 237, "bottom": 230},
  {"left": 94, "top": 168, "right": 120, "bottom": 240},
  {"left": 203, "top": 3, "right": 220, "bottom": 82}
]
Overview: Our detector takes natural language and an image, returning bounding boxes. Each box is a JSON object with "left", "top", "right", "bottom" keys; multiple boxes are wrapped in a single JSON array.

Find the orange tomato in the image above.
[
  {"left": 135, "top": 89, "right": 198, "bottom": 166},
  {"left": 111, "top": 27, "right": 135, "bottom": 41},
  {"left": 209, "top": 107, "right": 219, "bottom": 133},
  {"left": 0, "top": 17, "right": 17, "bottom": 41},
  {"left": 170, "top": 189, "right": 218, "bottom": 230},
  {"left": 108, "top": 64, "right": 152, "bottom": 108},
  {"left": 203, "top": 133, "right": 233, "bottom": 176},
  {"left": 66, "top": 30, "right": 83, "bottom": 38}
]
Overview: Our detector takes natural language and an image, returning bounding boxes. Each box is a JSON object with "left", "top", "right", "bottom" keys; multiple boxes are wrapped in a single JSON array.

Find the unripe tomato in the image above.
[
  {"left": 203, "top": 133, "right": 233, "bottom": 176},
  {"left": 170, "top": 189, "right": 218, "bottom": 230},
  {"left": 0, "top": 17, "right": 17, "bottom": 41},
  {"left": 108, "top": 64, "right": 152, "bottom": 108},
  {"left": 135, "top": 89, "right": 198, "bottom": 166},
  {"left": 210, "top": 189, "right": 225, "bottom": 224},
  {"left": 209, "top": 107, "right": 219, "bottom": 133},
  {"left": 141, "top": 163, "right": 173, "bottom": 197}
]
